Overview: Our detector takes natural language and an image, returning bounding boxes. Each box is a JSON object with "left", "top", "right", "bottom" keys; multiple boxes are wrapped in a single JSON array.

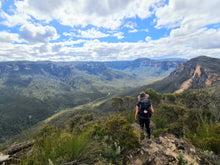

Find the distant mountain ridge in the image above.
[
  {"left": 105, "top": 58, "right": 185, "bottom": 79},
  {"left": 104, "top": 58, "right": 185, "bottom": 70}
]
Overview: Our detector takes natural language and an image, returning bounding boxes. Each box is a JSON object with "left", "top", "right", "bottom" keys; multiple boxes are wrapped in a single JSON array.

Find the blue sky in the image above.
[{"left": 0, "top": 0, "right": 220, "bottom": 61}]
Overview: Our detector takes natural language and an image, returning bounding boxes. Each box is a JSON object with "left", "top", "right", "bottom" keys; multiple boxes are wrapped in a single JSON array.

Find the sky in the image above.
[{"left": 0, "top": 0, "right": 220, "bottom": 61}]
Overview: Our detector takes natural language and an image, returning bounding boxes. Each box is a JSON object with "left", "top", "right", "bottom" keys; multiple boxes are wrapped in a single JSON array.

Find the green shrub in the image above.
[
  {"left": 21, "top": 126, "right": 91, "bottom": 164},
  {"left": 187, "top": 123, "right": 220, "bottom": 154},
  {"left": 101, "top": 115, "right": 139, "bottom": 152},
  {"left": 152, "top": 104, "right": 186, "bottom": 129},
  {"left": 145, "top": 88, "right": 162, "bottom": 106},
  {"left": 152, "top": 128, "right": 168, "bottom": 138},
  {"left": 68, "top": 113, "right": 94, "bottom": 131},
  {"left": 203, "top": 137, "right": 220, "bottom": 154},
  {"left": 168, "top": 122, "right": 184, "bottom": 137},
  {"left": 123, "top": 96, "right": 136, "bottom": 110},
  {"left": 163, "top": 93, "right": 176, "bottom": 103},
  {"left": 112, "top": 97, "right": 124, "bottom": 112},
  {"left": 214, "top": 123, "right": 220, "bottom": 134}
]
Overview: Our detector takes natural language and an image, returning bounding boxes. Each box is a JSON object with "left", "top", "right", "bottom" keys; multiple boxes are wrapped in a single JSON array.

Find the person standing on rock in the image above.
[{"left": 135, "top": 92, "right": 154, "bottom": 139}]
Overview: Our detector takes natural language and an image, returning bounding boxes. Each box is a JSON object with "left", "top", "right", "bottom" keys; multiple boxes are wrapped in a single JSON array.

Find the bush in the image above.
[
  {"left": 152, "top": 104, "right": 187, "bottom": 129},
  {"left": 68, "top": 114, "right": 94, "bottom": 131},
  {"left": 22, "top": 126, "right": 91, "bottom": 164},
  {"left": 101, "top": 115, "right": 139, "bottom": 152},
  {"left": 163, "top": 93, "right": 176, "bottom": 103},
  {"left": 203, "top": 137, "right": 220, "bottom": 154},
  {"left": 152, "top": 128, "right": 168, "bottom": 138},
  {"left": 145, "top": 88, "right": 162, "bottom": 106},
  {"left": 168, "top": 122, "right": 184, "bottom": 137}
]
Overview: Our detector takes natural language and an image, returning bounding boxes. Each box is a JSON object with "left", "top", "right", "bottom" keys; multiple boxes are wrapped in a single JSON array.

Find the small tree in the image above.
[
  {"left": 112, "top": 97, "right": 124, "bottom": 112},
  {"left": 123, "top": 96, "right": 136, "bottom": 110},
  {"left": 145, "top": 88, "right": 162, "bottom": 106}
]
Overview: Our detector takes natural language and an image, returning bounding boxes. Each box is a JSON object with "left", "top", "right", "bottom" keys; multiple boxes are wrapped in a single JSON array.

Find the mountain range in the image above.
[
  {"left": 0, "top": 56, "right": 220, "bottom": 164},
  {"left": 0, "top": 58, "right": 184, "bottom": 141}
]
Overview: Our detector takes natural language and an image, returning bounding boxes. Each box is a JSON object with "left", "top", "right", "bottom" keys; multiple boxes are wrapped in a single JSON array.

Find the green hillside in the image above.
[{"left": 1, "top": 86, "right": 219, "bottom": 165}]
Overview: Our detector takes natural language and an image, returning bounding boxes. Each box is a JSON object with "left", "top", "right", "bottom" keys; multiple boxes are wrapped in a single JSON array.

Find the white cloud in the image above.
[
  {"left": 63, "top": 28, "right": 110, "bottom": 38},
  {"left": 145, "top": 36, "right": 151, "bottom": 42},
  {"left": 113, "top": 32, "right": 124, "bottom": 39},
  {"left": 155, "top": 0, "right": 220, "bottom": 30},
  {"left": 4, "top": 0, "right": 160, "bottom": 29},
  {"left": 170, "top": 28, "right": 220, "bottom": 49},
  {"left": 129, "top": 29, "right": 138, "bottom": 33},
  {"left": 0, "top": 10, "right": 30, "bottom": 27},
  {"left": 0, "top": 31, "right": 22, "bottom": 43},
  {"left": 124, "top": 22, "right": 137, "bottom": 29},
  {"left": 1, "top": 35, "right": 220, "bottom": 62},
  {"left": 20, "top": 23, "right": 59, "bottom": 43}
]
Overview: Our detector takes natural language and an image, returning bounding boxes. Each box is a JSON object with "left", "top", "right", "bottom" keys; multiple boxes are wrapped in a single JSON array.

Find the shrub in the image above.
[
  {"left": 22, "top": 126, "right": 91, "bottom": 164},
  {"left": 168, "top": 122, "right": 184, "bottom": 137},
  {"left": 123, "top": 96, "right": 136, "bottom": 110},
  {"left": 203, "top": 137, "right": 220, "bottom": 154},
  {"left": 152, "top": 128, "right": 168, "bottom": 138},
  {"left": 145, "top": 88, "right": 162, "bottom": 106},
  {"left": 101, "top": 115, "right": 139, "bottom": 152},
  {"left": 163, "top": 93, "right": 176, "bottom": 104},
  {"left": 152, "top": 104, "right": 187, "bottom": 129},
  {"left": 68, "top": 114, "right": 94, "bottom": 131}
]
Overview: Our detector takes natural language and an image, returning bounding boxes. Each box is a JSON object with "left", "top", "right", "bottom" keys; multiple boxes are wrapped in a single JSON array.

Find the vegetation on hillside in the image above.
[{"left": 9, "top": 86, "right": 218, "bottom": 164}]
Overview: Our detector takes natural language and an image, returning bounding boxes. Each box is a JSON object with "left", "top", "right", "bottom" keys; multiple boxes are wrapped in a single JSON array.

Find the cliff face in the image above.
[
  {"left": 145, "top": 56, "right": 220, "bottom": 93},
  {"left": 172, "top": 56, "right": 220, "bottom": 93}
]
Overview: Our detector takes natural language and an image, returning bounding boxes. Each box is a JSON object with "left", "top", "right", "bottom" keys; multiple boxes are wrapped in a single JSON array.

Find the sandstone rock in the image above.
[
  {"left": 126, "top": 133, "right": 201, "bottom": 165},
  {"left": 0, "top": 154, "right": 10, "bottom": 163}
]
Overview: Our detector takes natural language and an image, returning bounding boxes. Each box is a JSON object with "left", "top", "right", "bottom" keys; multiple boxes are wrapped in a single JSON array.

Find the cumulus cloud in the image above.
[
  {"left": 0, "top": 31, "right": 22, "bottom": 43},
  {"left": 0, "top": 10, "right": 30, "bottom": 27},
  {"left": 153, "top": 0, "right": 220, "bottom": 51},
  {"left": 6, "top": 0, "right": 160, "bottom": 29},
  {"left": 113, "top": 32, "right": 124, "bottom": 39},
  {"left": 170, "top": 28, "right": 220, "bottom": 49},
  {"left": 63, "top": 28, "right": 110, "bottom": 38},
  {"left": 155, "top": 0, "right": 220, "bottom": 30},
  {"left": 145, "top": 36, "right": 151, "bottom": 42},
  {"left": 124, "top": 22, "right": 137, "bottom": 29},
  {"left": 20, "top": 23, "right": 59, "bottom": 43},
  {"left": 0, "top": 0, "right": 220, "bottom": 61},
  {"left": 1, "top": 36, "right": 220, "bottom": 62}
]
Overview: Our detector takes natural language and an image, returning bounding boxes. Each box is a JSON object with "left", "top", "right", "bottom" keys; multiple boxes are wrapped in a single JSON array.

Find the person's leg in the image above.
[
  {"left": 139, "top": 117, "right": 145, "bottom": 140},
  {"left": 138, "top": 117, "right": 144, "bottom": 130},
  {"left": 145, "top": 118, "right": 151, "bottom": 139}
]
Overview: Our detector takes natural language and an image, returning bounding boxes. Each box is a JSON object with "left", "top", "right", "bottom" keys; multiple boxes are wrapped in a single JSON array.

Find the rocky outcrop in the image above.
[
  {"left": 125, "top": 123, "right": 220, "bottom": 165},
  {"left": 125, "top": 134, "right": 199, "bottom": 165},
  {"left": 0, "top": 141, "right": 34, "bottom": 164}
]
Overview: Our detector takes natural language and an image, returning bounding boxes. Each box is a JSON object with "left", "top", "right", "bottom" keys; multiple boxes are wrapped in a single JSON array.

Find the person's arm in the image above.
[
  {"left": 135, "top": 105, "right": 139, "bottom": 120},
  {"left": 151, "top": 105, "right": 154, "bottom": 113}
]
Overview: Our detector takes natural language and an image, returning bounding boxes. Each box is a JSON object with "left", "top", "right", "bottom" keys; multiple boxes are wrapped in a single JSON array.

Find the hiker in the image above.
[{"left": 135, "top": 92, "right": 154, "bottom": 139}]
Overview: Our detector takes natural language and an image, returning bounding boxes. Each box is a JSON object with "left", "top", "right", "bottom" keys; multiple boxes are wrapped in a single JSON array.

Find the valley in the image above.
[
  {"left": 0, "top": 58, "right": 184, "bottom": 142},
  {"left": 0, "top": 56, "right": 220, "bottom": 165}
]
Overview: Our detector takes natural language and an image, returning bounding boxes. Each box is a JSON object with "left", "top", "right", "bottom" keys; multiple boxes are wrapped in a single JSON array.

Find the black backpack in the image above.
[{"left": 138, "top": 99, "right": 152, "bottom": 118}]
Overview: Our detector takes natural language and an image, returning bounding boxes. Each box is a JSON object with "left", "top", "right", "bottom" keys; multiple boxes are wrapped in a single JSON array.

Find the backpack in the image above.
[{"left": 138, "top": 99, "right": 152, "bottom": 118}]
